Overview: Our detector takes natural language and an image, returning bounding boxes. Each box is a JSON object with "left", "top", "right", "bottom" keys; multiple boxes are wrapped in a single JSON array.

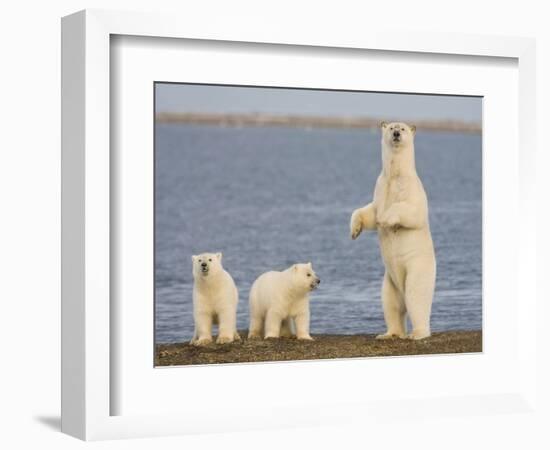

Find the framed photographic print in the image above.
[
  {"left": 61, "top": 9, "right": 537, "bottom": 441},
  {"left": 153, "top": 83, "right": 483, "bottom": 367}
]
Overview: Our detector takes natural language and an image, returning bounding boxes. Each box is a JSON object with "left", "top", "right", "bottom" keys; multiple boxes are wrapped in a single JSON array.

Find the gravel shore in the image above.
[{"left": 155, "top": 330, "right": 482, "bottom": 366}]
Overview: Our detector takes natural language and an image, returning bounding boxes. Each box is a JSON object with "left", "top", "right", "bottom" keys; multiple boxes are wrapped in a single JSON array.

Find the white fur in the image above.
[
  {"left": 190, "top": 252, "right": 240, "bottom": 345},
  {"left": 248, "top": 263, "right": 320, "bottom": 340},
  {"left": 350, "top": 122, "right": 436, "bottom": 340}
]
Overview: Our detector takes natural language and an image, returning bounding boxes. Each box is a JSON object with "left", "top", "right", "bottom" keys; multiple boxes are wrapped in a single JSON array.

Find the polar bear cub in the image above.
[
  {"left": 190, "top": 252, "right": 240, "bottom": 346},
  {"left": 350, "top": 122, "right": 436, "bottom": 340},
  {"left": 248, "top": 263, "right": 320, "bottom": 340}
]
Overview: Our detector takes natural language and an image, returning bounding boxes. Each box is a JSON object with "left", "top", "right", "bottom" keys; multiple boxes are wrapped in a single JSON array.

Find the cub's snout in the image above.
[
  {"left": 392, "top": 129, "right": 401, "bottom": 141},
  {"left": 310, "top": 277, "right": 321, "bottom": 290}
]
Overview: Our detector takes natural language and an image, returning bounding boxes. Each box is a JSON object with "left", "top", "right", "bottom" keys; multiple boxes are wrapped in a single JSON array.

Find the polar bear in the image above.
[
  {"left": 190, "top": 252, "right": 240, "bottom": 346},
  {"left": 248, "top": 263, "right": 320, "bottom": 340},
  {"left": 350, "top": 122, "right": 436, "bottom": 340}
]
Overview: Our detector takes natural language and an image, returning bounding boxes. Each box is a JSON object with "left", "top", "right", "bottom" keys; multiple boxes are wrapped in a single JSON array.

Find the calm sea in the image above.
[{"left": 155, "top": 124, "right": 482, "bottom": 343}]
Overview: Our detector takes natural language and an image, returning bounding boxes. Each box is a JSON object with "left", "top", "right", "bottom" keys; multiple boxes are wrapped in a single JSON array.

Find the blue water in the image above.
[{"left": 155, "top": 124, "right": 482, "bottom": 343}]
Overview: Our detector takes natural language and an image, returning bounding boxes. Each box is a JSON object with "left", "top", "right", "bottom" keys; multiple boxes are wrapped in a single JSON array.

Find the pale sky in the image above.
[{"left": 155, "top": 83, "right": 482, "bottom": 123}]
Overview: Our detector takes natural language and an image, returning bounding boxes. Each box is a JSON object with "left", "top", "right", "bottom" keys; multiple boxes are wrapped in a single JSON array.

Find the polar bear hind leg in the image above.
[
  {"left": 404, "top": 262, "right": 435, "bottom": 340},
  {"left": 248, "top": 313, "right": 264, "bottom": 339},
  {"left": 280, "top": 318, "right": 295, "bottom": 338},
  {"left": 248, "top": 284, "right": 264, "bottom": 339},
  {"left": 376, "top": 272, "right": 407, "bottom": 339},
  {"left": 264, "top": 309, "right": 283, "bottom": 339}
]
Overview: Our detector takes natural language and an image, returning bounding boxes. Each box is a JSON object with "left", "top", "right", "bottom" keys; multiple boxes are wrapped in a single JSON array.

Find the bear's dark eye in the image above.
[
  {"left": 208, "top": 258, "right": 212, "bottom": 262},
  {"left": 401, "top": 128, "right": 405, "bottom": 131},
  {"left": 307, "top": 273, "right": 311, "bottom": 277},
  {"left": 198, "top": 259, "right": 202, "bottom": 262}
]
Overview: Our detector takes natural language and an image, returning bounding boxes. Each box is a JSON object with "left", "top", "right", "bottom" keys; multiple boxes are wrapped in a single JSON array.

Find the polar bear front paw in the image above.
[
  {"left": 216, "top": 335, "right": 234, "bottom": 344},
  {"left": 350, "top": 209, "right": 363, "bottom": 240},
  {"left": 297, "top": 335, "right": 314, "bottom": 341},
  {"left": 247, "top": 333, "right": 262, "bottom": 340},
  {"left": 264, "top": 335, "right": 280, "bottom": 340},
  {"left": 375, "top": 332, "right": 406, "bottom": 340},
  {"left": 193, "top": 337, "right": 213, "bottom": 346},
  {"left": 407, "top": 330, "right": 431, "bottom": 341},
  {"left": 378, "top": 212, "right": 400, "bottom": 228},
  {"left": 351, "top": 227, "right": 362, "bottom": 240}
]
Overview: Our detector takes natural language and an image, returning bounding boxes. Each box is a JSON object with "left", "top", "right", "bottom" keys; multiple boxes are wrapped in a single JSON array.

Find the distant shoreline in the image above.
[
  {"left": 156, "top": 112, "right": 482, "bottom": 134},
  {"left": 155, "top": 330, "right": 482, "bottom": 366}
]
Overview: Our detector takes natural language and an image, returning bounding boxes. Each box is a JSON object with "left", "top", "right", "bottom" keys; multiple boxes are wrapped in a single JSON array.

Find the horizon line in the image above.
[{"left": 155, "top": 112, "right": 482, "bottom": 134}]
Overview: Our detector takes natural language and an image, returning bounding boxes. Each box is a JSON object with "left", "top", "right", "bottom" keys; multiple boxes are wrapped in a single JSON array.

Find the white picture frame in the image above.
[{"left": 61, "top": 9, "right": 537, "bottom": 441}]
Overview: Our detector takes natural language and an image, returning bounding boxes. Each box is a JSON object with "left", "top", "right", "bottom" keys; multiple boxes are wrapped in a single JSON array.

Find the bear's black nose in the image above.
[
  {"left": 393, "top": 130, "right": 401, "bottom": 138},
  {"left": 317, "top": 279, "right": 321, "bottom": 284},
  {"left": 201, "top": 262, "right": 207, "bottom": 268}
]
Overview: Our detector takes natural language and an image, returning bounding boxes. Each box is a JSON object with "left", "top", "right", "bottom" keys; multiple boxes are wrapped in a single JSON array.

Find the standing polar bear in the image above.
[
  {"left": 350, "top": 122, "right": 436, "bottom": 340},
  {"left": 248, "top": 263, "right": 320, "bottom": 340},
  {"left": 190, "top": 252, "right": 240, "bottom": 346}
]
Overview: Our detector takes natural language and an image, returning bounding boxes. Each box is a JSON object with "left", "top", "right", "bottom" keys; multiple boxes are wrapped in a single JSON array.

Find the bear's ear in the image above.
[
  {"left": 380, "top": 121, "right": 388, "bottom": 129},
  {"left": 307, "top": 262, "right": 312, "bottom": 268},
  {"left": 192, "top": 255, "right": 197, "bottom": 262},
  {"left": 410, "top": 124, "right": 416, "bottom": 135},
  {"left": 216, "top": 252, "right": 222, "bottom": 261},
  {"left": 292, "top": 264, "right": 298, "bottom": 272}
]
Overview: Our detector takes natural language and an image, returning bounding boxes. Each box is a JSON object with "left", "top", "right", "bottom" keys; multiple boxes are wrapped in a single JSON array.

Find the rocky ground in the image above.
[{"left": 155, "top": 330, "right": 482, "bottom": 366}]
